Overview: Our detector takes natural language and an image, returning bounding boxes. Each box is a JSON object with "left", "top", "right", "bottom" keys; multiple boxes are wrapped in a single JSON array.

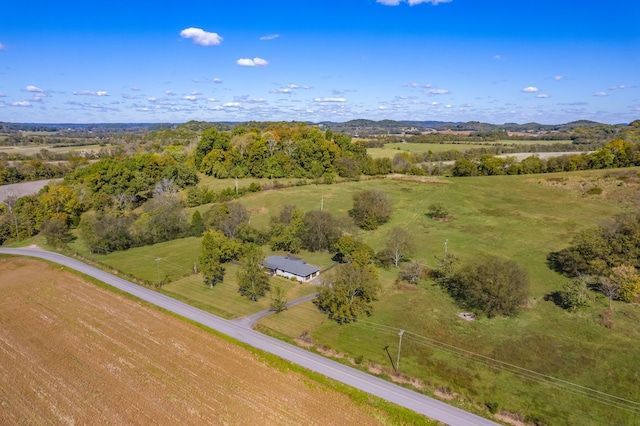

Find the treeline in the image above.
[
  {"left": 0, "top": 153, "right": 200, "bottom": 246},
  {"left": 450, "top": 139, "right": 640, "bottom": 177},
  {"left": 0, "top": 159, "right": 85, "bottom": 185},
  {"left": 548, "top": 214, "right": 640, "bottom": 309},
  {"left": 193, "top": 124, "right": 391, "bottom": 180}
]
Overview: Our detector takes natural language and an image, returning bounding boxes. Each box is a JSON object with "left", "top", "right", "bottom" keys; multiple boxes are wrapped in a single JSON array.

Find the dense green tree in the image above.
[
  {"left": 269, "top": 205, "right": 305, "bottom": 253},
  {"left": 349, "top": 189, "right": 392, "bottom": 230},
  {"left": 270, "top": 285, "right": 288, "bottom": 313},
  {"left": 302, "top": 210, "right": 342, "bottom": 252},
  {"left": 333, "top": 235, "right": 374, "bottom": 267},
  {"left": 447, "top": 256, "right": 529, "bottom": 317},
  {"left": 451, "top": 158, "right": 478, "bottom": 177},
  {"left": 237, "top": 245, "right": 270, "bottom": 301},
  {"left": 560, "top": 276, "right": 591, "bottom": 311},
  {"left": 190, "top": 210, "right": 204, "bottom": 237},
  {"left": 198, "top": 230, "right": 240, "bottom": 288},
  {"left": 40, "top": 216, "right": 74, "bottom": 246},
  {"left": 314, "top": 263, "right": 381, "bottom": 324},
  {"left": 80, "top": 211, "right": 134, "bottom": 254}
]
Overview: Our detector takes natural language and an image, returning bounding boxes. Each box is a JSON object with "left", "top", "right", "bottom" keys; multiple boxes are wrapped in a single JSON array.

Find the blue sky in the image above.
[{"left": 1, "top": 0, "right": 638, "bottom": 124}]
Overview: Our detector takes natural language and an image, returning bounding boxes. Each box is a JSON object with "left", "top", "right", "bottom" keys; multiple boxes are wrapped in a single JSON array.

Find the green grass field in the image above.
[
  {"left": 367, "top": 140, "right": 573, "bottom": 159},
  {"left": 68, "top": 168, "right": 640, "bottom": 424}
]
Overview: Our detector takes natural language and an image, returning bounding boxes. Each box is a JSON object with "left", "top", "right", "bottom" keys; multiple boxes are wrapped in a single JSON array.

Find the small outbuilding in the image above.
[{"left": 264, "top": 254, "right": 320, "bottom": 282}]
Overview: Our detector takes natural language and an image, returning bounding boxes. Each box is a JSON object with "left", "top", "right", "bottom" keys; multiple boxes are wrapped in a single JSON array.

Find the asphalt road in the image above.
[{"left": 0, "top": 248, "right": 499, "bottom": 426}]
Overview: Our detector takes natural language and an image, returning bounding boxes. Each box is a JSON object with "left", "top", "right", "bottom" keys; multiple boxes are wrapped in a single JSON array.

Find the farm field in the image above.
[
  {"left": 0, "top": 257, "right": 419, "bottom": 425},
  {"left": 0, "top": 143, "right": 106, "bottom": 157},
  {"left": 367, "top": 140, "right": 574, "bottom": 159}
]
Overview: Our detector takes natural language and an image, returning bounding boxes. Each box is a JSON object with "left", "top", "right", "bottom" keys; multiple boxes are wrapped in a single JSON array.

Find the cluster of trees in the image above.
[
  {"left": 434, "top": 254, "right": 530, "bottom": 317},
  {"left": 0, "top": 159, "right": 82, "bottom": 185},
  {"left": 66, "top": 154, "right": 199, "bottom": 210},
  {"left": 194, "top": 125, "right": 392, "bottom": 180},
  {"left": 549, "top": 214, "right": 640, "bottom": 308},
  {"left": 451, "top": 139, "right": 640, "bottom": 177}
]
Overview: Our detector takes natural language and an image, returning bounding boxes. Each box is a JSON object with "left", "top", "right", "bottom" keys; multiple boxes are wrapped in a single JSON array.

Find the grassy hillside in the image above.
[{"left": 70, "top": 168, "right": 640, "bottom": 424}]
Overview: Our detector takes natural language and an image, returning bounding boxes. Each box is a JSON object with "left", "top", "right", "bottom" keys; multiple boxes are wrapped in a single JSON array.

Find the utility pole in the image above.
[
  {"left": 396, "top": 329, "right": 405, "bottom": 374},
  {"left": 155, "top": 257, "right": 161, "bottom": 286}
]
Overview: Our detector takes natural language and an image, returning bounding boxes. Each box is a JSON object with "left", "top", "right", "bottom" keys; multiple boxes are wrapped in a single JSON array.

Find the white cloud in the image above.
[
  {"left": 314, "top": 98, "right": 347, "bottom": 103},
  {"left": 0, "top": 92, "right": 5, "bottom": 97},
  {"left": 377, "top": 0, "right": 452, "bottom": 5},
  {"left": 592, "top": 91, "right": 608, "bottom": 97},
  {"left": 554, "top": 75, "right": 564, "bottom": 81},
  {"left": 223, "top": 102, "right": 241, "bottom": 107},
  {"left": 165, "top": 90, "right": 176, "bottom": 96},
  {"left": 236, "top": 57, "right": 268, "bottom": 67},
  {"left": 0, "top": 42, "right": 5, "bottom": 50},
  {"left": 493, "top": 54, "right": 502, "bottom": 60},
  {"left": 26, "top": 85, "right": 44, "bottom": 93},
  {"left": 609, "top": 84, "right": 635, "bottom": 90},
  {"left": 206, "top": 98, "right": 218, "bottom": 102},
  {"left": 190, "top": 91, "right": 202, "bottom": 95},
  {"left": 180, "top": 27, "right": 223, "bottom": 46},
  {"left": 521, "top": 86, "right": 539, "bottom": 93},
  {"left": 213, "top": 78, "right": 222, "bottom": 84},
  {"left": 536, "top": 94, "right": 550, "bottom": 98},
  {"left": 260, "top": 34, "right": 280, "bottom": 41},
  {"left": 271, "top": 88, "right": 292, "bottom": 94},
  {"left": 425, "top": 88, "right": 450, "bottom": 95},
  {"left": 12, "top": 101, "right": 31, "bottom": 107},
  {"left": 73, "top": 90, "right": 109, "bottom": 96},
  {"left": 148, "top": 97, "right": 158, "bottom": 102},
  {"left": 402, "top": 82, "right": 420, "bottom": 88},
  {"left": 183, "top": 95, "right": 197, "bottom": 101}
]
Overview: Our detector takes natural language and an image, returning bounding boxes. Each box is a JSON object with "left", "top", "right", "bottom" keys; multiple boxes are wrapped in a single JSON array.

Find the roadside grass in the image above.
[
  {"left": 70, "top": 235, "right": 320, "bottom": 319},
  {"left": 161, "top": 267, "right": 318, "bottom": 319}
]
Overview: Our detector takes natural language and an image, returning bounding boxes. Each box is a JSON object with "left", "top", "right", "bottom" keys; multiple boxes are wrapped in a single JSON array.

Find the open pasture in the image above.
[{"left": 367, "top": 140, "right": 573, "bottom": 159}]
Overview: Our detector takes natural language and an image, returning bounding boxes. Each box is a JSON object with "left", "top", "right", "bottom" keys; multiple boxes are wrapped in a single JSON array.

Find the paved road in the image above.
[{"left": 0, "top": 248, "right": 499, "bottom": 426}]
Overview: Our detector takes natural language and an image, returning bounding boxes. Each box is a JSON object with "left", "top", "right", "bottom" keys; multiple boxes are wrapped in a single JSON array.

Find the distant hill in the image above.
[{"left": 1, "top": 119, "right": 633, "bottom": 138}]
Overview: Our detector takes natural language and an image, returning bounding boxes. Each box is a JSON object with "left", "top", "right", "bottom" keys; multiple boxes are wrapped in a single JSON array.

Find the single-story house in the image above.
[{"left": 264, "top": 254, "right": 320, "bottom": 282}]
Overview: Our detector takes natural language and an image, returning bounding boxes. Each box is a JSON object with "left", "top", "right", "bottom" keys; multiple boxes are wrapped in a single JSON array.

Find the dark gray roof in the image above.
[{"left": 264, "top": 255, "right": 320, "bottom": 277}]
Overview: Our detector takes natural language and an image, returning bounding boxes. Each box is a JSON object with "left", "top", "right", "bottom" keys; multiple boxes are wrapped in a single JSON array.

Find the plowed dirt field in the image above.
[{"left": 0, "top": 257, "right": 390, "bottom": 425}]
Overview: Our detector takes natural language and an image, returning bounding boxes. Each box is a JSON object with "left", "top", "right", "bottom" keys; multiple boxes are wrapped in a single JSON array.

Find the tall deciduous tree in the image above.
[
  {"left": 384, "top": 227, "right": 415, "bottom": 267},
  {"left": 198, "top": 230, "right": 240, "bottom": 288},
  {"left": 237, "top": 245, "right": 270, "bottom": 301},
  {"left": 349, "top": 189, "right": 392, "bottom": 230},
  {"left": 314, "top": 263, "right": 380, "bottom": 324},
  {"left": 302, "top": 210, "right": 341, "bottom": 252}
]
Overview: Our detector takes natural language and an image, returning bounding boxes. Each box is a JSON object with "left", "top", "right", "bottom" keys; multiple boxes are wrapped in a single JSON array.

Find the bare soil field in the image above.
[{"left": 0, "top": 258, "right": 392, "bottom": 425}]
